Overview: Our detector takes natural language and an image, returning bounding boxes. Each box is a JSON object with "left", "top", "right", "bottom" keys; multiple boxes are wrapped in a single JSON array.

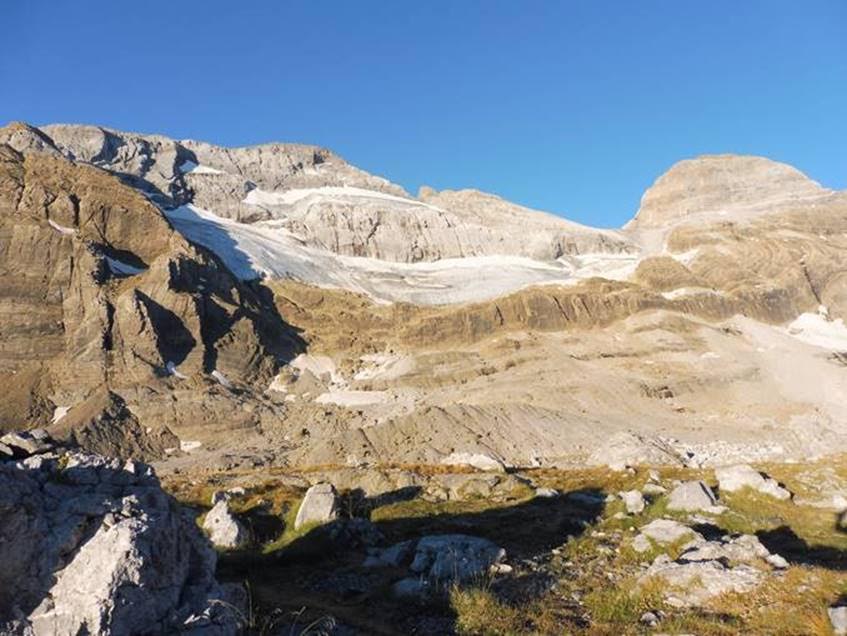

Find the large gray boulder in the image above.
[
  {"left": 830, "top": 605, "right": 847, "bottom": 636},
  {"left": 294, "top": 483, "right": 339, "bottom": 530},
  {"left": 0, "top": 438, "right": 241, "bottom": 635},
  {"left": 409, "top": 534, "right": 506, "bottom": 583},
  {"left": 715, "top": 464, "right": 791, "bottom": 500},
  {"left": 667, "top": 480, "right": 718, "bottom": 512},
  {"left": 203, "top": 500, "right": 249, "bottom": 550}
]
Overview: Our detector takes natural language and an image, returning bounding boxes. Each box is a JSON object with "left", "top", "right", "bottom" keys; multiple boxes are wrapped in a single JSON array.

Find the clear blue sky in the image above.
[{"left": 2, "top": 1, "right": 845, "bottom": 227}]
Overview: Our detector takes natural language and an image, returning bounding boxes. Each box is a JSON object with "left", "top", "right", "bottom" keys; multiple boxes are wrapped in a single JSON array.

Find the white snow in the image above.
[
  {"left": 164, "top": 204, "right": 643, "bottom": 304},
  {"left": 104, "top": 255, "right": 145, "bottom": 276},
  {"left": 243, "top": 185, "right": 438, "bottom": 209},
  {"left": 166, "top": 361, "right": 188, "bottom": 379},
  {"left": 354, "top": 353, "right": 414, "bottom": 381},
  {"left": 48, "top": 219, "right": 76, "bottom": 235},
  {"left": 180, "top": 440, "right": 202, "bottom": 452},
  {"left": 785, "top": 311, "right": 847, "bottom": 351},
  {"left": 179, "top": 160, "right": 224, "bottom": 175},
  {"left": 314, "top": 390, "right": 389, "bottom": 406},
  {"left": 211, "top": 370, "right": 232, "bottom": 388},
  {"left": 290, "top": 354, "right": 344, "bottom": 385},
  {"left": 51, "top": 406, "right": 70, "bottom": 424},
  {"left": 441, "top": 451, "right": 506, "bottom": 472},
  {"left": 667, "top": 248, "right": 701, "bottom": 266},
  {"left": 661, "top": 287, "right": 721, "bottom": 300}
]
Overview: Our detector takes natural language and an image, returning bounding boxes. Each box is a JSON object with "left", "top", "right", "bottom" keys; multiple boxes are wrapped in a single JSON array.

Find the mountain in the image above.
[{"left": 1, "top": 121, "right": 846, "bottom": 470}]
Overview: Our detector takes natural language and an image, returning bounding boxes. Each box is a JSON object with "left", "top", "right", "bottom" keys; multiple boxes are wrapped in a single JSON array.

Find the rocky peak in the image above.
[{"left": 629, "top": 154, "right": 829, "bottom": 228}]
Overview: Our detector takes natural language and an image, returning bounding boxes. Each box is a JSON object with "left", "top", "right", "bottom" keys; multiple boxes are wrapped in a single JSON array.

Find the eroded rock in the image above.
[
  {"left": 294, "top": 483, "right": 339, "bottom": 530},
  {"left": 667, "top": 480, "right": 718, "bottom": 512},
  {"left": 0, "top": 438, "right": 240, "bottom": 634},
  {"left": 715, "top": 464, "right": 792, "bottom": 500}
]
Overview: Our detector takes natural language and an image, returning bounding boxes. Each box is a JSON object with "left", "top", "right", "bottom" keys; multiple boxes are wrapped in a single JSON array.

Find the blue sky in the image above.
[{"left": 2, "top": 1, "right": 845, "bottom": 227}]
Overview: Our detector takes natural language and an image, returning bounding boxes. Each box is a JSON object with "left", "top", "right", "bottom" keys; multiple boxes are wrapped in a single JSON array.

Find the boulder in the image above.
[
  {"left": 642, "top": 557, "right": 762, "bottom": 607},
  {"left": 829, "top": 605, "right": 847, "bottom": 636},
  {"left": 715, "top": 464, "right": 791, "bottom": 500},
  {"left": 0, "top": 442, "right": 241, "bottom": 634},
  {"left": 294, "top": 483, "right": 339, "bottom": 529},
  {"left": 677, "top": 534, "right": 770, "bottom": 564},
  {"left": 203, "top": 500, "right": 249, "bottom": 550},
  {"left": 409, "top": 534, "right": 506, "bottom": 583},
  {"left": 639, "top": 519, "right": 700, "bottom": 545},
  {"left": 619, "top": 490, "right": 646, "bottom": 514},
  {"left": 667, "top": 480, "right": 718, "bottom": 511}
]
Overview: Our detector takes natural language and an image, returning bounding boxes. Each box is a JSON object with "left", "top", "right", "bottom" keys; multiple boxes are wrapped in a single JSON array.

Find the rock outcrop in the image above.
[
  {"left": 294, "top": 482, "right": 339, "bottom": 529},
  {"left": 0, "top": 433, "right": 241, "bottom": 634}
]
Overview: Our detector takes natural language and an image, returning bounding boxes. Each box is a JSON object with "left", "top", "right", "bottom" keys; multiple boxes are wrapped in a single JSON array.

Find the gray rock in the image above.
[
  {"left": 409, "top": 534, "right": 506, "bottom": 583},
  {"left": 0, "top": 431, "right": 52, "bottom": 456},
  {"left": 765, "top": 553, "right": 789, "bottom": 569},
  {"left": 391, "top": 577, "right": 431, "bottom": 600},
  {"left": 295, "top": 483, "right": 339, "bottom": 530},
  {"left": 632, "top": 533, "right": 653, "bottom": 553},
  {"left": 678, "top": 534, "right": 770, "bottom": 564},
  {"left": 0, "top": 446, "right": 240, "bottom": 635},
  {"left": 203, "top": 500, "right": 249, "bottom": 550},
  {"left": 643, "top": 559, "right": 762, "bottom": 607},
  {"left": 363, "top": 541, "right": 414, "bottom": 568},
  {"left": 639, "top": 519, "right": 700, "bottom": 545},
  {"left": 829, "top": 605, "right": 847, "bottom": 636},
  {"left": 642, "top": 483, "right": 667, "bottom": 496},
  {"left": 619, "top": 490, "right": 646, "bottom": 514},
  {"left": 715, "top": 464, "right": 791, "bottom": 500},
  {"left": 667, "top": 481, "right": 718, "bottom": 512}
]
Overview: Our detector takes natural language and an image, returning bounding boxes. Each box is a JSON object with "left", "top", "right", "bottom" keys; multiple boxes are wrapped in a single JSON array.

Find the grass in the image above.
[{"left": 161, "top": 459, "right": 847, "bottom": 635}]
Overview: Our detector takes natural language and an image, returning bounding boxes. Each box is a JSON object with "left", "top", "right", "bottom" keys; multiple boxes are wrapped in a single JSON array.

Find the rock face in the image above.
[
  {"left": 715, "top": 464, "right": 792, "bottom": 500},
  {"left": 629, "top": 154, "right": 830, "bottom": 229},
  {"left": 667, "top": 481, "right": 718, "bottom": 512},
  {"left": 0, "top": 123, "right": 302, "bottom": 442},
  {"left": 294, "top": 483, "right": 339, "bottom": 529},
  {"left": 0, "top": 434, "right": 240, "bottom": 634},
  {"left": 203, "top": 500, "right": 249, "bottom": 549}
]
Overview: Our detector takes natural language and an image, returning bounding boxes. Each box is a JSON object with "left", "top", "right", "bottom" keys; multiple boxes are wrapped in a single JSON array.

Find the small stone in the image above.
[
  {"left": 766, "top": 553, "right": 789, "bottom": 569},
  {"left": 619, "top": 490, "right": 646, "bottom": 514},
  {"left": 640, "top": 611, "right": 660, "bottom": 626}
]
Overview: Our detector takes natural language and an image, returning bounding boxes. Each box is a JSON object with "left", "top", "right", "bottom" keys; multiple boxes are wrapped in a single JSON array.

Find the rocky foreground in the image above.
[
  {"left": 1, "top": 429, "right": 846, "bottom": 634},
  {"left": 0, "top": 431, "right": 243, "bottom": 635}
]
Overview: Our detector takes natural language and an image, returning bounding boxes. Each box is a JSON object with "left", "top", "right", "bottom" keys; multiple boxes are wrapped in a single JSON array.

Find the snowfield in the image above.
[{"left": 164, "top": 204, "right": 642, "bottom": 305}]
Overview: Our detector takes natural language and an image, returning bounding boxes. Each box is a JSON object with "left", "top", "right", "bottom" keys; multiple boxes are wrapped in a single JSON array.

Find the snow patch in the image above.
[
  {"left": 314, "top": 390, "right": 389, "bottom": 407},
  {"left": 48, "top": 219, "right": 76, "bottom": 235},
  {"left": 243, "top": 185, "right": 437, "bottom": 209},
  {"left": 441, "top": 452, "right": 506, "bottom": 472},
  {"left": 290, "top": 354, "right": 344, "bottom": 386},
  {"left": 180, "top": 440, "right": 202, "bottom": 453},
  {"left": 354, "top": 353, "right": 414, "bottom": 381},
  {"left": 51, "top": 406, "right": 70, "bottom": 424},
  {"left": 166, "top": 361, "right": 187, "bottom": 379},
  {"left": 211, "top": 370, "right": 232, "bottom": 388},
  {"left": 785, "top": 312, "right": 847, "bottom": 351},
  {"left": 661, "top": 287, "right": 720, "bottom": 300},
  {"left": 179, "top": 160, "right": 224, "bottom": 175}
]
